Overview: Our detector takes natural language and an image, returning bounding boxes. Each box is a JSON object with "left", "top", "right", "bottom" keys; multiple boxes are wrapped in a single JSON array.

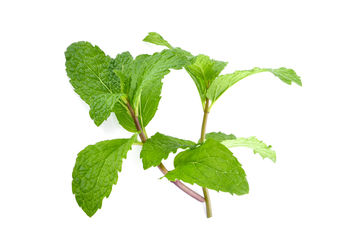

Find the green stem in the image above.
[{"left": 200, "top": 98, "right": 212, "bottom": 218}]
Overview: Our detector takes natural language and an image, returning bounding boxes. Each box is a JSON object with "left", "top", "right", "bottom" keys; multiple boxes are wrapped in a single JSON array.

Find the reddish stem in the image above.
[{"left": 126, "top": 102, "right": 205, "bottom": 203}]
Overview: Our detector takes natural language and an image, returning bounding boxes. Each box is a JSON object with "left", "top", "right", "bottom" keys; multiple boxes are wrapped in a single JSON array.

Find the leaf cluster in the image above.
[{"left": 65, "top": 32, "right": 302, "bottom": 217}]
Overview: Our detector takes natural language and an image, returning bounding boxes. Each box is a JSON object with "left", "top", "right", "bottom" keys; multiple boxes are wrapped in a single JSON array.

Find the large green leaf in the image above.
[
  {"left": 166, "top": 139, "right": 249, "bottom": 195},
  {"left": 72, "top": 135, "right": 137, "bottom": 217},
  {"left": 65, "top": 41, "right": 121, "bottom": 126},
  {"left": 140, "top": 133, "right": 196, "bottom": 169},
  {"left": 207, "top": 67, "right": 302, "bottom": 103},
  {"left": 109, "top": 49, "right": 189, "bottom": 131},
  {"left": 222, "top": 137, "right": 276, "bottom": 162}
]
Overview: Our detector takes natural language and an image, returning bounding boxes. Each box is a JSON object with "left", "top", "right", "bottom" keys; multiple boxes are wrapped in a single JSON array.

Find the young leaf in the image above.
[
  {"left": 113, "top": 102, "right": 138, "bottom": 132},
  {"left": 186, "top": 55, "right": 227, "bottom": 106},
  {"left": 72, "top": 134, "right": 137, "bottom": 217},
  {"left": 221, "top": 136, "right": 276, "bottom": 162},
  {"left": 143, "top": 32, "right": 172, "bottom": 49},
  {"left": 207, "top": 67, "right": 302, "bottom": 103},
  {"left": 140, "top": 133, "right": 195, "bottom": 169},
  {"left": 110, "top": 51, "right": 134, "bottom": 94},
  {"left": 143, "top": 33, "right": 227, "bottom": 108},
  {"left": 166, "top": 139, "right": 249, "bottom": 195},
  {"left": 205, "top": 132, "right": 236, "bottom": 142},
  {"left": 65, "top": 41, "right": 121, "bottom": 126},
  {"left": 110, "top": 52, "right": 139, "bottom": 132},
  {"left": 129, "top": 49, "right": 189, "bottom": 128}
]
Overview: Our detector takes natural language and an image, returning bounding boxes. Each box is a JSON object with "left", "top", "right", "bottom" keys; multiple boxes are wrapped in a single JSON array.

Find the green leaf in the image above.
[
  {"left": 186, "top": 55, "right": 227, "bottom": 106},
  {"left": 113, "top": 102, "right": 137, "bottom": 132},
  {"left": 166, "top": 139, "right": 249, "bottom": 195},
  {"left": 72, "top": 134, "right": 137, "bottom": 217},
  {"left": 110, "top": 52, "right": 139, "bottom": 132},
  {"left": 221, "top": 136, "right": 276, "bottom": 162},
  {"left": 108, "top": 49, "right": 189, "bottom": 131},
  {"left": 205, "top": 132, "right": 236, "bottom": 142},
  {"left": 140, "top": 133, "right": 195, "bottom": 169},
  {"left": 143, "top": 32, "right": 172, "bottom": 49},
  {"left": 207, "top": 67, "right": 302, "bottom": 103},
  {"left": 65, "top": 41, "right": 121, "bottom": 126},
  {"left": 129, "top": 49, "right": 189, "bottom": 128}
]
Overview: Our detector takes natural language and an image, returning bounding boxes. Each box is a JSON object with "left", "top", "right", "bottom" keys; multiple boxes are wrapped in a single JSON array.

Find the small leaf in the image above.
[
  {"left": 72, "top": 134, "right": 137, "bottom": 217},
  {"left": 110, "top": 51, "right": 134, "bottom": 94},
  {"left": 186, "top": 55, "right": 227, "bottom": 107},
  {"left": 143, "top": 32, "right": 172, "bottom": 49},
  {"left": 222, "top": 136, "right": 276, "bottom": 162},
  {"left": 113, "top": 102, "right": 138, "bottom": 132},
  {"left": 140, "top": 133, "right": 195, "bottom": 169},
  {"left": 207, "top": 67, "right": 302, "bottom": 103},
  {"left": 166, "top": 139, "right": 249, "bottom": 195},
  {"left": 205, "top": 132, "right": 236, "bottom": 142}
]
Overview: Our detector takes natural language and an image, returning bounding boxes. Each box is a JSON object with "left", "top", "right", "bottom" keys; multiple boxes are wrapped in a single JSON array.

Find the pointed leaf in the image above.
[
  {"left": 222, "top": 136, "right": 276, "bottom": 162},
  {"left": 143, "top": 32, "right": 172, "bottom": 49},
  {"left": 207, "top": 67, "right": 302, "bottom": 103},
  {"left": 113, "top": 102, "right": 138, "bottom": 132},
  {"left": 205, "top": 132, "right": 236, "bottom": 142},
  {"left": 166, "top": 139, "right": 249, "bottom": 195},
  {"left": 72, "top": 134, "right": 137, "bottom": 217},
  {"left": 186, "top": 54, "right": 227, "bottom": 106}
]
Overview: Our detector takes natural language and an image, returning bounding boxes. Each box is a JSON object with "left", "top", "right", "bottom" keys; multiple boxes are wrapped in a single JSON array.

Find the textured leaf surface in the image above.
[
  {"left": 143, "top": 32, "right": 172, "bottom": 49},
  {"left": 89, "top": 93, "right": 121, "bottom": 126},
  {"left": 72, "top": 135, "right": 137, "bottom": 217},
  {"left": 140, "top": 133, "right": 195, "bottom": 169},
  {"left": 166, "top": 139, "right": 249, "bottom": 195},
  {"left": 65, "top": 41, "right": 121, "bottom": 126},
  {"left": 205, "top": 132, "right": 236, "bottom": 142},
  {"left": 222, "top": 137, "right": 276, "bottom": 162},
  {"left": 207, "top": 67, "right": 302, "bottom": 103}
]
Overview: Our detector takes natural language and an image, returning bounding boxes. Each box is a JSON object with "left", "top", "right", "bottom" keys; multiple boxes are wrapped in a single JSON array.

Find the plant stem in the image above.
[
  {"left": 200, "top": 98, "right": 213, "bottom": 218},
  {"left": 126, "top": 101, "right": 205, "bottom": 203}
]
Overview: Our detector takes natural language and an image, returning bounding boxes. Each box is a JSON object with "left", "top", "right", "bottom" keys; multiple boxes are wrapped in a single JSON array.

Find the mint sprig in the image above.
[{"left": 65, "top": 32, "right": 302, "bottom": 218}]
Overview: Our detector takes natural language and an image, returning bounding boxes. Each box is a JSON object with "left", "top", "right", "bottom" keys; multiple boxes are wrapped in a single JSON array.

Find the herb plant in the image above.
[{"left": 65, "top": 32, "right": 302, "bottom": 218}]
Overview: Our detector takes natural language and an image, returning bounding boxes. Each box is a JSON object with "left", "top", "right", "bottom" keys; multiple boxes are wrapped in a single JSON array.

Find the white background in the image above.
[{"left": 1, "top": 0, "right": 349, "bottom": 251}]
